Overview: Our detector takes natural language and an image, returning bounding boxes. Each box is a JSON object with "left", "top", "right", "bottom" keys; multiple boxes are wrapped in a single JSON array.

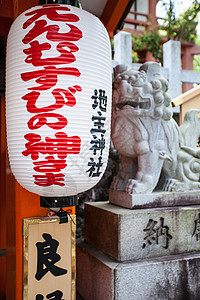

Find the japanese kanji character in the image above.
[
  {"left": 24, "top": 40, "right": 79, "bottom": 66},
  {"left": 22, "top": 20, "right": 82, "bottom": 44},
  {"left": 28, "top": 113, "right": 68, "bottom": 130},
  {"left": 45, "top": 132, "right": 81, "bottom": 158},
  {"left": 35, "top": 233, "right": 67, "bottom": 280},
  {"left": 23, "top": 133, "right": 46, "bottom": 160},
  {"left": 36, "top": 289, "right": 63, "bottom": 300},
  {"left": 23, "top": 5, "right": 79, "bottom": 29},
  {"left": 33, "top": 172, "right": 65, "bottom": 186},
  {"left": 21, "top": 66, "right": 81, "bottom": 90},
  {"left": 86, "top": 156, "right": 103, "bottom": 177},
  {"left": 90, "top": 112, "right": 106, "bottom": 134},
  {"left": 90, "top": 134, "right": 105, "bottom": 155},
  {"left": 22, "top": 132, "right": 81, "bottom": 160},
  {"left": 92, "top": 89, "right": 107, "bottom": 112},
  {"left": 33, "top": 156, "right": 67, "bottom": 172},
  {"left": 142, "top": 217, "right": 172, "bottom": 249}
]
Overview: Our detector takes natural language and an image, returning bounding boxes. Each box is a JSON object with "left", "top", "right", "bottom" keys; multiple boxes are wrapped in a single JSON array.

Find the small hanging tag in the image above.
[{"left": 49, "top": 208, "right": 76, "bottom": 225}]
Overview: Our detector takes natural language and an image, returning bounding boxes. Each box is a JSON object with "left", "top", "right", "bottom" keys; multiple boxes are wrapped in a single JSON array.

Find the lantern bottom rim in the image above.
[{"left": 40, "top": 195, "right": 78, "bottom": 208}]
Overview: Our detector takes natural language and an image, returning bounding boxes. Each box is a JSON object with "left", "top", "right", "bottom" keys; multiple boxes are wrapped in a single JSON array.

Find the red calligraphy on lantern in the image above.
[
  {"left": 21, "top": 5, "right": 83, "bottom": 187},
  {"left": 33, "top": 173, "right": 65, "bottom": 186},
  {"left": 22, "top": 86, "right": 81, "bottom": 113},
  {"left": 23, "top": 132, "right": 81, "bottom": 160},
  {"left": 23, "top": 5, "right": 79, "bottom": 29},
  {"left": 23, "top": 20, "right": 82, "bottom": 44},
  {"left": 33, "top": 156, "right": 67, "bottom": 172},
  {"left": 24, "top": 41, "right": 79, "bottom": 66},
  {"left": 28, "top": 113, "right": 68, "bottom": 130},
  {"left": 21, "top": 66, "right": 81, "bottom": 90}
]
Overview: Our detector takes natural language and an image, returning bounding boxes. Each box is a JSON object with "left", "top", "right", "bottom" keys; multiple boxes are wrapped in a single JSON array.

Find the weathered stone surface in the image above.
[
  {"left": 109, "top": 189, "right": 200, "bottom": 209},
  {"left": 114, "top": 31, "right": 132, "bottom": 66},
  {"left": 111, "top": 61, "right": 200, "bottom": 199},
  {"left": 85, "top": 202, "right": 200, "bottom": 261},
  {"left": 77, "top": 242, "right": 200, "bottom": 300},
  {"left": 115, "top": 252, "right": 200, "bottom": 300},
  {"left": 76, "top": 242, "right": 118, "bottom": 300},
  {"left": 163, "top": 40, "right": 181, "bottom": 98},
  {"left": 85, "top": 201, "right": 119, "bottom": 259}
]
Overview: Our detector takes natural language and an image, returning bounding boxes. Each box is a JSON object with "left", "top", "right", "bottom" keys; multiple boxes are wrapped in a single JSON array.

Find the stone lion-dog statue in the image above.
[{"left": 111, "top": 62, "right": 200, "bottom": 194}]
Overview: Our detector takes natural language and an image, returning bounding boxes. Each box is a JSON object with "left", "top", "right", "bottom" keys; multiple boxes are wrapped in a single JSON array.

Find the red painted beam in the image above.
[{"left": 101, "top": 0, "right": 131, "bottom": 37}]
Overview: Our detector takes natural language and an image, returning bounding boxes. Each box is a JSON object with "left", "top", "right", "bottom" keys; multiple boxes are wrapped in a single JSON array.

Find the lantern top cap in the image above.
[{"left": 39, "top": 0, "right": 82, "bottom": 8}]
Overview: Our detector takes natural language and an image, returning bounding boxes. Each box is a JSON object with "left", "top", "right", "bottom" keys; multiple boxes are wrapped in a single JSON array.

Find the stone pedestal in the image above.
[
  {"left": 77, "top": 201, "right": 200, "bottom": 299},
  {"left": 109, "top": 190, "right": 200, "bottom": 209}
]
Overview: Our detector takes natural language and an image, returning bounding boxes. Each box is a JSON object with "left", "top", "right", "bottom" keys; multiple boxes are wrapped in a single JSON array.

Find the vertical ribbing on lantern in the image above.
[{"left": 6, "top": 4, "right": 112, "bottom": 198}]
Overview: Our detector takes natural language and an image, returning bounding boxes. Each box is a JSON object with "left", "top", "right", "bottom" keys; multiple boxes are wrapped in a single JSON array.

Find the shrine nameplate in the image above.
[{"left": 23, "top": 216, "right": 76, "bottom": 300}]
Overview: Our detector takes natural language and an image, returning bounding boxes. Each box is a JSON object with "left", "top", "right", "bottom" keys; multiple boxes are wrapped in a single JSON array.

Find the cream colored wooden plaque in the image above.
[{"left": 23, "top": 216, "right": 76, "bottom": 300}]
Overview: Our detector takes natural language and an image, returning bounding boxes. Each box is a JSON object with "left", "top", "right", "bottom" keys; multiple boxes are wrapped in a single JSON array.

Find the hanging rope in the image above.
[{"left": 48, "top": 208, "right": 76, "bottom": 225}]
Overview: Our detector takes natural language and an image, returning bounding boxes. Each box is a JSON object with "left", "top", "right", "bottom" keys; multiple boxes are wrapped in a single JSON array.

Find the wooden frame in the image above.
[{"left": 23, "top": 216, "right": 76, "bottom": 300}]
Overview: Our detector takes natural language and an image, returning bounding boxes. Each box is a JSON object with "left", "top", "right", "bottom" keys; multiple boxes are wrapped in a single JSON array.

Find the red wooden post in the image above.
[
  {"left": 182, "top": 45, "right": 194, "bottom": 93},
  {"left": 0, "top": 97, "right": 6, "bottom": 300},
  {"left": 146, "top": 0, "right": 157, "bottom": 62}
]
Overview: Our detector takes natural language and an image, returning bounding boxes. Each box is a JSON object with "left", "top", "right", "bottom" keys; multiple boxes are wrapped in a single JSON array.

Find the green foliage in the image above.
[
  {"left": 110, "top": 38, "right": 114, "bottom": 51},
  {"left": 132, "top": 50, "right": 139, "bottom": 63},
  {"left": 132, "top": 29, "right": 162, "bottom": 61},
  {"left": 193, "top": 37, "right": 200, "bottom": 72},
  {"left": 194, "top": 54, "right": 200, "bottom": 72},
  {"left": 161, "top": 0, "right": 200, "bottom": 42},
  {"left": 132, "top": 0, "right": 200, "bottom": 62}
]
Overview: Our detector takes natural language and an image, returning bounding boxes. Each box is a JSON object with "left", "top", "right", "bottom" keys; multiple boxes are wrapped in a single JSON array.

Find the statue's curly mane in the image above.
[
  {"left": 112, "top": 63, "right": 173, "bottom": 122},
  {"left": 111, "top": 62, "right": 200, "bottom": 195}
]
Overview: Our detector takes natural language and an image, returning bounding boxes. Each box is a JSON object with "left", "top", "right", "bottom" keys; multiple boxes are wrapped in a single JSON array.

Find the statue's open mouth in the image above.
[{"left": 115, "top": 97, "right": 151, "bottom": 110}]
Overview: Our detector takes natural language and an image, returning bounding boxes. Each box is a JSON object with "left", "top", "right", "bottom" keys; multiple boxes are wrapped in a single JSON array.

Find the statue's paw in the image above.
[
  {"left": 163, "top": 178, "right": 174, "bottom": 192},
  {"left": 111, "top": 176, "right": 126, "bottom": 191},
  {"left": 164, "top": 178, "right": 200, "bottom": 192},
  {"left": 125, "top": 179, "right": 141, "bottom": 194},
  {"left": 131, "top": 183, "right": 148, "bottom": 194},
  {"left": 163, "top": 178, "right": 185, "bottom": 192},
  {"left": 125, "top": 175, "right": 154, "bottom": 194}
]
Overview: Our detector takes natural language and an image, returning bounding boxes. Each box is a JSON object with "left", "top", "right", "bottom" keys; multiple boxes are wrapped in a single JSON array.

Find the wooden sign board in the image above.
[{"left": 23, "top": 216, "right": 76, "bottom": 300}]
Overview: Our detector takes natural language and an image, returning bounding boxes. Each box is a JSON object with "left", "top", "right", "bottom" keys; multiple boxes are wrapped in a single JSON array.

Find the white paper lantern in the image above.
[{"left": 6, "top": 4, "right": 112, "bottom": 197}]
